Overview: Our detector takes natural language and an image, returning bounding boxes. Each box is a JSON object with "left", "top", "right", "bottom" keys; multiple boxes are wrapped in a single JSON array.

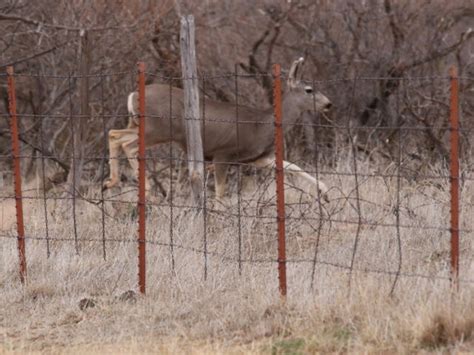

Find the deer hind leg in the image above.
[
  {"left": 121, "top": 135, "right": 151, "bottom": 192},
  {"left": 213, "top": 159, "right": 228, "bottom": 201},
  {"left": 250, "top": 155, "right": 329, "bottom": 202},
  {"left": 103, "top": 128, "right": 139, "bottom": 190}
]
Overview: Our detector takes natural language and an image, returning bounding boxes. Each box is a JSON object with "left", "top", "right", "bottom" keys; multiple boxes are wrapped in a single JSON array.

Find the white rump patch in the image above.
[{"left": 127, "top": 92, "right": 137, "bottom": 116}]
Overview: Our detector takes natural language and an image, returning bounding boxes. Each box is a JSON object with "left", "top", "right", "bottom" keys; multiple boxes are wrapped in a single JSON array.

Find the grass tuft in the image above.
[{"left": 420, "top": 311, "right": 474, "bottom": 348}]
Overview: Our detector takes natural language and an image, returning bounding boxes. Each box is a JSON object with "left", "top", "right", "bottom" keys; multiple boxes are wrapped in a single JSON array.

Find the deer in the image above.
[{"left": 103, "top": 58, "right": 332, "bottom": 202}]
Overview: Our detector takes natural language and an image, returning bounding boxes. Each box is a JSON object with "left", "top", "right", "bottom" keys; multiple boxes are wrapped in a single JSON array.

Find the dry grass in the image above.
[{"left": 1, "top": 161, "right": 473, "bottom": 354}]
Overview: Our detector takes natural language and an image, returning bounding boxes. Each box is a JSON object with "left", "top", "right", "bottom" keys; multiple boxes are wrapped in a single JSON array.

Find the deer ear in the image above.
[{"left": 288, "top": 57, "right": 304, "bottom": 89}]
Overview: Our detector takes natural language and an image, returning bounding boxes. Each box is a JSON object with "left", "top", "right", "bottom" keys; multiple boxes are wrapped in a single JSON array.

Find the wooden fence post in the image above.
[
  {"left": 67, "top": 29, "right": 90, "bottom": 191},
  {"left": 180, "top": 15, "right": 204, "bottom": 206}
]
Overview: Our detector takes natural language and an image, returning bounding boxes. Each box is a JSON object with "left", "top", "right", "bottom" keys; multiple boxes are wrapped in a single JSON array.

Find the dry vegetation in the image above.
[
  {"left": 1, "top": 158, "right": 474, "bottom": 353},
  {"left": 1, "top": 0, "right": 474, "bottom": 353}
]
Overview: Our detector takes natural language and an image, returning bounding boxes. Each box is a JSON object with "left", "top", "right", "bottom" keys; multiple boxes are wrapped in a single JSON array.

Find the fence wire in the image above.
[{"left": 1, "top": 65, "right": 472, "bottom": 296}]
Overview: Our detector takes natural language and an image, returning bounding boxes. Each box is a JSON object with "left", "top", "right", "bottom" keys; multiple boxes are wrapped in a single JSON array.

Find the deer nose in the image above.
[{"left": 323, "top": 102, "right": 332, "bottom": 112}]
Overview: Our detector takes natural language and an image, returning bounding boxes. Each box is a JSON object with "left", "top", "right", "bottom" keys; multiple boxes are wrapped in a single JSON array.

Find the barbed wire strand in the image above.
[
  {"left": 38, "top": 94, "right": 51, "bottom": 258},
  {"left": 2, "top": 68, "right": 472, "bottom": 296},
  {"left": 347, "top": 76, "right": 363, "bottom": 294},
  {"left": 390, "top": 78, "right": 404, "bottom": 296},
  {"left": 1, "top": 231, "right": 472, "bottom": 285},
  {"left": 310, "top": 78, "right": 325, "bottom": 291},
  {"left": 67, "top": 73, "right": 79, "bottom": 255}
]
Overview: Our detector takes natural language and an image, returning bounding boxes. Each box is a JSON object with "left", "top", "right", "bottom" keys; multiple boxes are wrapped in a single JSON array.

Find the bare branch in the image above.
[
  {"left": 384, "top": 0, "right": 404, "bottom": 53},
  {"left": 0, "top": 41, "right": 69, "bottom": 69},
  {"left": 0, "top": 12, "right": 138, "bottom": 32}
]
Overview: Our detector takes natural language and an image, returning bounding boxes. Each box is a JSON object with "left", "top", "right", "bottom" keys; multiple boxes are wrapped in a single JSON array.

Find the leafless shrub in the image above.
[{"left": 0, "top": 0, "right": 472, "bottom": 191}]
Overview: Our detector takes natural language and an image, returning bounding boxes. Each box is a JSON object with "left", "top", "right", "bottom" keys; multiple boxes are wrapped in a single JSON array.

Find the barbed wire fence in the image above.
[{"left": 1, "top": 62, "right": 473, "bottom": 299}]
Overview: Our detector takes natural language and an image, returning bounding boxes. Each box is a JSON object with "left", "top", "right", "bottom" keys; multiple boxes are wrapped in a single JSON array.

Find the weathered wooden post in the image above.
[
  {"left": 180, "top": 15, "right": 204, "bottom": 206},
  {"left": 67, "top": 29, "right": 90, "bottom": 191}
]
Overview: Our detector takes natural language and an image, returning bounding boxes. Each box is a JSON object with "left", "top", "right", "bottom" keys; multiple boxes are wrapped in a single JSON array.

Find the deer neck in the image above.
[{"left": 281, "top": 92, "right": 302, "bottom": 127}]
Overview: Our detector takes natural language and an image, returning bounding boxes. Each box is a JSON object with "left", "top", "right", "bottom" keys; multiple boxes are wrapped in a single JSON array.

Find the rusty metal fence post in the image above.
[
  {"left": 137, "top": 62, "right": 147, "bottom": 294},
  {"left": 7, "top": 66, "right": 27, "bottom": 283},
  {"left": 449, "top": 66, "right": 460, "bottom": 290},
  {"left": 273, "top": 64, "right": 287, "bottom": 298}
]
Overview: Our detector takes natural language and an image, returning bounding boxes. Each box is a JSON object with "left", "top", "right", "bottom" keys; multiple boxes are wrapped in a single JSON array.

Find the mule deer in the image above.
[{"left": 104, "top": 58, "right": 332, "bottom": 201}]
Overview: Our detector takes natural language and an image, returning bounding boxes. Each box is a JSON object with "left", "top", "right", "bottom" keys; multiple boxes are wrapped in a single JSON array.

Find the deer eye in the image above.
[{"left": 304, "top": 86, "right": 313, "bottom": 94}]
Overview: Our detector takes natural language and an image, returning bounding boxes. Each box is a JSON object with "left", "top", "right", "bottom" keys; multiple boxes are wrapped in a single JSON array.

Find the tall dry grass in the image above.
[{"left": 1, "top": 158, "right": 473, "bottom": 353}]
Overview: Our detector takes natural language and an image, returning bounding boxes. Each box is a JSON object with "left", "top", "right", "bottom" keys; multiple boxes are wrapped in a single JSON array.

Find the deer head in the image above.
[{"left": 286, "top": 57, "right": 332, "bottom": 114}]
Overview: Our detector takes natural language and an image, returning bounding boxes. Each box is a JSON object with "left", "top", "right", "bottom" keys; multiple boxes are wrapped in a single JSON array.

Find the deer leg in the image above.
[
  {"left": 103, "top": 129, "right": 130, "bottom": 189},
  {"left": 122, "top": 135, "right": 151, "bottom": 192},
  {"left": 282, "top": 160, "right": 328, "bottom": 201},
  {"left": 213, "top": 159, "right": 228, "bottom": 201},
  {"left": 250, "top": 155, "right": 328, "bottom": 202},
  {"left": 104, "top": 130, "right": 122, "bottom": 189},
  {"left": 249, "top": 156, "right": 274, "bottom": 168},
  {"left": 104, "top": 128, "right": 139, "bottom": 189}
]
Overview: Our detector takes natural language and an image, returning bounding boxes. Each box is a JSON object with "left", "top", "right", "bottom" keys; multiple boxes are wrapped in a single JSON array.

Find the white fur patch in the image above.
[{"left": 127, "top": 92, "right": 137, "bottom": 116}]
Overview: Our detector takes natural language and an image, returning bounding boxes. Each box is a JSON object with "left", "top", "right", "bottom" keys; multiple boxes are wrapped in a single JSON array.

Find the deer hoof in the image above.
[
  {"left": 318, "top": 189, "right": 329, "bottom": 204},
  {"left": 213, "top": 195, "right": 227, "bottom": 209},
  {"left": 321, "top": 192, "right": 329, "bottom": 203},
  {"left": 317, "top": 183, "right": 329, "bottom": 203},
  {"left": 103, "top": 178, "right": 118, "bottom": 191}
]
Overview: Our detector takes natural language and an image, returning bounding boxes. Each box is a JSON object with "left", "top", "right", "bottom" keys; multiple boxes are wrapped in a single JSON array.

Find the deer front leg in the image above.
[
  {"left": 103, "top": 128, "right": 139, "bottom": 190},
  {"left": 282, "top": 160, "right": 328, "bottom": 201},
  {"left": 250, "top": 155, "right": 329, "bottom": 202}
]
